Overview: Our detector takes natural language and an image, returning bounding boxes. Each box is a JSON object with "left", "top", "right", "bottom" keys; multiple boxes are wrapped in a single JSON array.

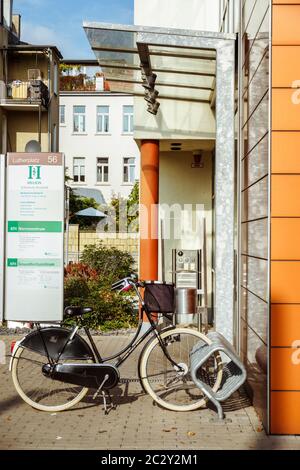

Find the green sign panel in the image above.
[{"left": 8, "top": 221, "right": 62, "bottom": 233}]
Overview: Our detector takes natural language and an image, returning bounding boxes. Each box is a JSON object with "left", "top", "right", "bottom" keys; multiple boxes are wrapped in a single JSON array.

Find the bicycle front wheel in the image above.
[
  {"left": 12, "top": 346, "right": 90, "bottom": 412},
  {"left": 139, "top": 327, "right": 222, "bottom": 412}
]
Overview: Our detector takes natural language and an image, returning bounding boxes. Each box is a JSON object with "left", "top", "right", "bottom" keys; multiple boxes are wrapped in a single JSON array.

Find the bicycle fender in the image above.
[{"left": 18, "top": 327, "right": 95, "bottom": 362}]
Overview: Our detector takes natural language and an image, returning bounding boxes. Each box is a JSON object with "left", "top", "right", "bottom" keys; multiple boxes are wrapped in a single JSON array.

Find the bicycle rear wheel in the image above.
[
  {"left": 139, "top": 327, "right": 222, "bottom": 412},
  {"left": 12, "top": 346, "right": 90, "bottom": 412}
]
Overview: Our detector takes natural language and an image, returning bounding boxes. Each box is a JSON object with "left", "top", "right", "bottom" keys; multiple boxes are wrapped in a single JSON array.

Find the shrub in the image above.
[
  {"left": 80, "top": 243, "right": 136, "bottom": 283},
  {"left": 64, "top": 262, "right": 98, "bottom": 280},
  {"left": 64, "top": 247, "right": 138, "bottom": 330},
  {"left": 64, "top": 276, "right": 90, "bottom": 301}
]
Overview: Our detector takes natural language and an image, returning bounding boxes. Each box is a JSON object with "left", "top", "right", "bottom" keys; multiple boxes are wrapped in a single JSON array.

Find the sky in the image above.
[{"left": 13, "top": 0, "right": 134, "bottom": 59}]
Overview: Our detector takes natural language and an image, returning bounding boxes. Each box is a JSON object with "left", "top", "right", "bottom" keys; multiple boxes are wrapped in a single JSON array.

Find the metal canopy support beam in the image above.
[
  {"left": 134, "top": 93, "right": 209, "bottom": 103},
  {"left": 137, "top": 31, "right": 236, "bottom": 343},
  {"left": 137, "top": 42, "right": 160, "bottom": 115},
  {"left": 137, "top": 42, "right": 152, "bottom": 75},
  {"left": 92, "top": 45, "right": 216, "bottom": 61},
  {"left": 210, "top": 78, "right": 217, "bottom": 108},
  {"left": 108, "top": 76, "right": 213, "bottom": 91},
  {"left": 62, "top": 59, "right": 100, "bottom": 65},
  {"left": 98, "top": 62, "right": 216, "bottom": 77},
  {"left": 83, "top": 21, "right": 235, "bottom": 41}
]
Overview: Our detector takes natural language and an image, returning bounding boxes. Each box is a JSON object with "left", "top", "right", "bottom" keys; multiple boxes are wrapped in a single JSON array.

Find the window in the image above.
[
  {"left": 123, "top": 158, "right": 135, "bottom": 183},
  {"left": 73, "top": 157, "right": 85, "bottom": 183},
  {"left": 59, "top": 105, "right": 65, "bottom": 125},
  {"left": 73, "top": 106, "right": 86, "bottom": 133},
  {"left": 123, "top": 105, "right": 133, "bottom": 133},
  {"left": 97, "top": 157, "right": 109, "bottom": 183},
  {"left": 96, "top": 106, "right": 109, "bottom": 133}
]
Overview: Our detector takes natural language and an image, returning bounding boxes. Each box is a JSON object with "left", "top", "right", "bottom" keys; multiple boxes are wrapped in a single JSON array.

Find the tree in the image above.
[
  {"left": 127, "top": 181, "right": 139, "bottom": 232},
  {"left": 59, "top": 63, "right": 82, "bottom": 76},
  {"left": 99, "top": 182, "right": 139, "bottom": 233},
  {"left": 69, "top": 190, "right": 99, "bottom": 229},
  {"left": 65, "top": 171, "right": 99, "bottom": 229}
]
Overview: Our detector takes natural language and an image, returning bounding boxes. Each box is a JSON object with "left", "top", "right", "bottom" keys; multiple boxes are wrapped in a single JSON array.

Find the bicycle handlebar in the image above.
[{"left": 111, "top": 275, "right": 143, "bottom": 292}]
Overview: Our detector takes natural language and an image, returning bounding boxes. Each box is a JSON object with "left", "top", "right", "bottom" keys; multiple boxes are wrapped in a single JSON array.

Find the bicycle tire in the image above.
[
  {"left": 12, "top": 345, "right": 90, "bottom": 412},
  {"left": 138, "top": 326, "right": 223, "bottom": 412}
]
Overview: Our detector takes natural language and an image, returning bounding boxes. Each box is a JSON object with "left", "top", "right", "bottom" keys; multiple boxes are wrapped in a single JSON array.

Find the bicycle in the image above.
[{"left": 10, "top": 276, "right": 223, "bottom": 413}]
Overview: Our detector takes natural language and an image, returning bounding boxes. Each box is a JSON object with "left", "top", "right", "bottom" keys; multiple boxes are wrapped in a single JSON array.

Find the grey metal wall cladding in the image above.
[{"left": 239, "top": 0, "right": 270, "bottom": 428}]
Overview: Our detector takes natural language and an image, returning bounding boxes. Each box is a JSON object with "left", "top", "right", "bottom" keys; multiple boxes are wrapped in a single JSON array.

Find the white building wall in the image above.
[
  {"left": 159, "top": 150, "right": 213, "bottom": 308},
  {"left": 134, "top": 99, "right": 215, "bottom": 142},
  {"left": 134, "top": 0, "right": 220, "bottom": 32},
  {"left": 59, "top": 93, "right": 140, "bottom": 203}
]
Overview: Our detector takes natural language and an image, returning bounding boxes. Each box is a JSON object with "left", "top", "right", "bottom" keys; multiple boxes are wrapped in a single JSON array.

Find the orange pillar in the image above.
[{"left": 139, "top": 139, "right": 159, "bottom": 285}]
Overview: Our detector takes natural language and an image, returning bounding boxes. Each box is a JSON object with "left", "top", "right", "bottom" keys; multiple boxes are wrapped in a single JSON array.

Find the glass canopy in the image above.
[{"left": 83, "top": 23, "right": 217, "bottom": 104}]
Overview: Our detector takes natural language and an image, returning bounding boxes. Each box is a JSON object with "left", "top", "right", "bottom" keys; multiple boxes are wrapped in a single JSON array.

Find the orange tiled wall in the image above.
[{"left": 271, "top": 1, "right": 300, "bottom": 434}]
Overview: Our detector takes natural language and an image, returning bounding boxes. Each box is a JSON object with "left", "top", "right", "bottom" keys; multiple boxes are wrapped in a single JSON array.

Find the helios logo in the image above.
[{"left": 28, "top": 165, "right": 41, "bottom": 180}]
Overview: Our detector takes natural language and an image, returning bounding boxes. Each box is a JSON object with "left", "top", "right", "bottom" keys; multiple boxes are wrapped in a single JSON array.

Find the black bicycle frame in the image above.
[
  {"left": 84, "top": 305, "right": 180, "bottom": 370},
  {"left": 34, "top": 281, "right": 182, "bottom": 371}
]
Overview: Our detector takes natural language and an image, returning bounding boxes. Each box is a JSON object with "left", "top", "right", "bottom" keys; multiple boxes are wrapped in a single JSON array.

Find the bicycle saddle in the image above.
[{"left": 64, "top": 306, "right": 93, "bottom": 317}]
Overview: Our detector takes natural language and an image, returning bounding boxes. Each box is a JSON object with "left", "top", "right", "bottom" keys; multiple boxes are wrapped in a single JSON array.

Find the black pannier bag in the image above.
[{"left": 143, "top": 281, "right": 175, "bottom": 314}]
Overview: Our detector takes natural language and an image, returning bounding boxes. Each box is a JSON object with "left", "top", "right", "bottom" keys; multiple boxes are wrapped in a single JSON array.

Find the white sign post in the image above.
[
  {"left": 5, "top": 153, "right": 64, "bottom": 322},
  {"left": 0, "top": 155, "right": 5, "bottom": 322}
]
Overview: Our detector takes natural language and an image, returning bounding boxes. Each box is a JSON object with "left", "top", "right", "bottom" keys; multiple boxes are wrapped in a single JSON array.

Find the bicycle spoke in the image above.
[
  {"left": 13, "top": 346, "right": 89, "bottom": 409},
  {"left": 140, "top": 328, "right": 222, "bottom": 411},
  {"left": 14, "top": 355, "right": 45, "bottom": 367}
]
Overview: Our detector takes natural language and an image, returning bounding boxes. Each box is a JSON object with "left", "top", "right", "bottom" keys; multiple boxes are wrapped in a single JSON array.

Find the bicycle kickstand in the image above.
[
  {"left": 92, "top": 374, "right": 116, "bottom": 414},
  {"left": 101, "top": 390, "right": 116, "bottom": 415}
]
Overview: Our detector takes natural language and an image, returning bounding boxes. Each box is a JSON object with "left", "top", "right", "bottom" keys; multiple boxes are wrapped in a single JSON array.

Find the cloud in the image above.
[
  {"left": 16, "top": 0, "right": 45, "bottom": 5},
  {"left": 21, "top": 20, "right": 94, "bottom": 58},
  {"left": 21, "top": 22, "right": 58, "bottom": 45},
  {"left": 17, "top": 1, "right": 134, "bottom": 59}
]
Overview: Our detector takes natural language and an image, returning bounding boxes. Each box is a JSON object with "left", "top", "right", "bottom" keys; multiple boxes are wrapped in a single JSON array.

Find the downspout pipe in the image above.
[{"left": 47, "top": 48, "right": 52, "bottom": 152}]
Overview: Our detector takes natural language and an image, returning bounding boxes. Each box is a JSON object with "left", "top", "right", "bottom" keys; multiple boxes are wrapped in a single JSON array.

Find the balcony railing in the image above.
[{"left": 5, "top": 79, "right": 49, "bottom": 107}]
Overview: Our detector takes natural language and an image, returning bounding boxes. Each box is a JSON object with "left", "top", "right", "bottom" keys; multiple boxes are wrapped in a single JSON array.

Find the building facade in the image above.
[
  {"left": 83, "top": 0, "right": 300, "bottom": 435},
  {"left": 0, "top": 0, "right": 61, "bottom": 154},
  {"left": 59, "top": 91, "right": 140, "bottom": 203}
]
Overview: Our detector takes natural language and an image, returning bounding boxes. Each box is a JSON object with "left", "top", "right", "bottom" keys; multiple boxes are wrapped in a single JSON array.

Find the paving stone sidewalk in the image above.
[{"left": 1, "top": 333, "right": 300, "bottom": 450}]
